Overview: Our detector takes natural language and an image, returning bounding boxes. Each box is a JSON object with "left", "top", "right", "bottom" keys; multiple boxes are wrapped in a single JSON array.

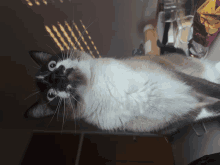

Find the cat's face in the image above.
[{"left": 24, "top": 50, "right": 93, "bottom": 120}]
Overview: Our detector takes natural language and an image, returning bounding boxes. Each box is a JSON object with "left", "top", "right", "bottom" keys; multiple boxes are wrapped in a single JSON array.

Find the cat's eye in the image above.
[
  {"left": 47, "top": 88, "right": 56, "bottom": 101},
  {"left": 48, "top": 61, "right": 56, "bottom": 71}
]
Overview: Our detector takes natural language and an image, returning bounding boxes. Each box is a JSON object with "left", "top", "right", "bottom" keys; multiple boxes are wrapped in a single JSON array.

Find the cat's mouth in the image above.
[{"left": 54, "top": 84, "right": 73, "bottom": 99}]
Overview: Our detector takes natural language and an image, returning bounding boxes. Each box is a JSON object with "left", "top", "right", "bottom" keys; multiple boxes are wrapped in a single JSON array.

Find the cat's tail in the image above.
[{"left": 174, "top": 70, "right": 220, "bottom": 100}]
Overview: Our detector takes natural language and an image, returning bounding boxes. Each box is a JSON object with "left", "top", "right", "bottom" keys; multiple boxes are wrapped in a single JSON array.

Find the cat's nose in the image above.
[
  {"left": 55, "top": 65, "right": 65, "bottom": 76},
  {"left": 54, "top": 65, "right": 73, "bottom": 77}
]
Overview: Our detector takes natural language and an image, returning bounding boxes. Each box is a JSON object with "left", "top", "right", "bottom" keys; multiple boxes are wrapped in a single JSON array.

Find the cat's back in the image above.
[{"left": 131, "top": 54, "right": 205, "bottom": 78}]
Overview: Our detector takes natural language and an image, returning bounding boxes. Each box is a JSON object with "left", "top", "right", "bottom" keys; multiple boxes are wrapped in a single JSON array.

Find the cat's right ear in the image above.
[
  {"left": 29, "top": 51, "right": 53, "bottom": 67},
  {"left": 24, "top": 99, "right": 55, "bottom": 119}
]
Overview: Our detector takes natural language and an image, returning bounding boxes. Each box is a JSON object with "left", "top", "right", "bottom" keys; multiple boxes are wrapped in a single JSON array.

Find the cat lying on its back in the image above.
[{"left": 25, "top": 49, "right": 220, "bottom": 134}]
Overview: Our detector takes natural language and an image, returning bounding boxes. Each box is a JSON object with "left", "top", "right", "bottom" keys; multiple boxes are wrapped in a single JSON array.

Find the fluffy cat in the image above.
[{"left": 24, "top": 49, "right": 220, "bottom": 135}]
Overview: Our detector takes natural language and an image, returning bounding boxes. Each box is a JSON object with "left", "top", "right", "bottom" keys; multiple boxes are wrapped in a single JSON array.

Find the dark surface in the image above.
[
  {"left": 188, "top": 153, "right": 220, "bottom": 165},
  {"left": 21, "top": 133, "right": 80, "bottom": 165},
  {"left": 20, "top": 133, "right": 174, "bottom": 165}
]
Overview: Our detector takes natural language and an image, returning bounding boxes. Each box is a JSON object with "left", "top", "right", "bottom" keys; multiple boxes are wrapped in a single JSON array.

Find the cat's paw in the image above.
[
  {"left": 215, "top": 61, "right": 220, "bottom": 73},
  {"left": 214, "top": 61, "right": 220, "bottom": 83}
]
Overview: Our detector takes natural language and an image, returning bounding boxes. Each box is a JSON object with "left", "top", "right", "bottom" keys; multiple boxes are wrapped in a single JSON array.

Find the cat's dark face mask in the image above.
[{"left": 24, "top": 51, "right": 81, "bottom": 120}]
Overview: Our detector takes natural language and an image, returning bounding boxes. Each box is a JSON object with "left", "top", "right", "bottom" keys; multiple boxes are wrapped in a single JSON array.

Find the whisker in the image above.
[
  {"left": 63, "top": 21, "right": 71, "bottom": 60},
  {"left": 57, "top": 97, "right": 63, "bottom": 121},
  {"left": 47, "top": 97, "right": 62, "bottom": 128},
  {"left": 119, "top": 117, "right": 125, "bottom": 132},
  {"left": 42, "top": 99, "right": 53, "bottom": 105},
  {"left": 31, "top": 88, "right": 39, "bottom": 92},
  {"left": 70, "top": 19, "right": 95, "bottom": 57},
  {"left": 69, "top": 97, "right": 76, "bottom": 133},
  {"left": 77, "top": 19, "right": 95, "bottom": 47},
  {"left": 29, "top": 65, "right": 41, "bottom": 69},
  {"left": 69, "top": 20, "right": 78, "bottom": 58},
  {"left": 85, "top": 102, "right": 100, "bottom": 119},
  {"left": 68, "top": 7, "right": 75, "bottom": 59},
  {"left": 70, "top": 94, "right": 82, "bottom": 105},
  {"left": 61, "top": 98, "right": 66, "bottom": 134},
  {"left": 46, "top": 44, "right": 61, "bottom": 61},
  {"left": 24, "top": 91, "right": 40, "bottom": 100},
  {"left": 46, "top": 44, "right": 57, "bottom": 54}
]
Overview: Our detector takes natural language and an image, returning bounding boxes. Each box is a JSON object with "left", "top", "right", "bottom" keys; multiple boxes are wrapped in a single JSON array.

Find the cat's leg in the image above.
[
  {"left": 200, "top": 60, "right": 220, "bottom": 84},
  {"left": 215, "top": 61, "right": 220, "bottom": 81},
  {"left": 195, "top": 101, "right": 220, "bottom": 122}
]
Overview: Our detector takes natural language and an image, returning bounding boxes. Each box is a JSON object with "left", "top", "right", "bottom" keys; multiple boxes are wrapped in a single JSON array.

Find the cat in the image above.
[{"left": 24, "top": 49, "right": 220, "bottom": 135}]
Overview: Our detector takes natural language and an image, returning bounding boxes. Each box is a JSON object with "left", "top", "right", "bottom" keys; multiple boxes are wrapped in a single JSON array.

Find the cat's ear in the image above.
[
  {"left": 24, "top": 99, "right": 55, "bottom": 119},
  {"left": 29, "top": 51, "right": 53, "bottom": 67}
]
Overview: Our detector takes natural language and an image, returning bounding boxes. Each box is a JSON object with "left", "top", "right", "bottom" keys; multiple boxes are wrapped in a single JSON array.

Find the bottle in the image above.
[
  {"left": 143, "top": 24, "right": 160, "bottom": 55},
  {"left": 189, "top": 0, "right": 220, "bottom": 58}
]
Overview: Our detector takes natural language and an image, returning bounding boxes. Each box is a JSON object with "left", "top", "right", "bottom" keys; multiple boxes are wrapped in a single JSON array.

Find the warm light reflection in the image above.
[
  {"left": 35, "top": 0, "right": 40, "bottom": 5},
  {"left": 72, "top": 21, "right": 94, "bottom": 57},
  {"left": 42, "top": 0, "right": 47, "bottom": 5},
  {"left": 64, "top": 21, "right": 84, "bottom": 52},
  {"left": 26, "top": 0, "right": 33, "bottom": 6},
  {"left": 80, "top": 20, "right": 101, "bottom": 58},
  {"left": 57, "top": 22, "right": 77, "bottom": 50},
  {"left": 52, "top": 25, "right": 70, "bottom": 50},
  {"left": 45, "top": 25, "right": 64, "bottom": 51},
  {"left": 26, "top": 0, "right": 71, "bottom": 6},
  {"left": 46, "top": 21, "right": 98, "bottom": 58}
]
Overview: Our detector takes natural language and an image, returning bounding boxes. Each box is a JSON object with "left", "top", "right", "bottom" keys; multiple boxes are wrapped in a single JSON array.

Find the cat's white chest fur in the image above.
[{"left": 82, "top": 58, "right": 198, "bottom": 131}]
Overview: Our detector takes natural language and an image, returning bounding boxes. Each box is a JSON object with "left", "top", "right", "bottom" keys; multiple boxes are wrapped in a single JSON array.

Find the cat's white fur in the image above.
[
  {"left": 195, "top": 108, "right": 216, "bottom": 121},
  {"left": 200, "top": 59, "right": 220, "bottom": 83},
  {"left": 53, "top": 53, "right": 220, "bottom": 132}
]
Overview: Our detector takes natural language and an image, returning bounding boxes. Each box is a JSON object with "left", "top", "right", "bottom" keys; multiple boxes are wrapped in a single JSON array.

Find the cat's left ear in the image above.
[
  {"left": 29, "top": 51, "right": 53, "bottom": 67},
  {"left": 24, "top": 99, "right": 55, "bottom": 119}
]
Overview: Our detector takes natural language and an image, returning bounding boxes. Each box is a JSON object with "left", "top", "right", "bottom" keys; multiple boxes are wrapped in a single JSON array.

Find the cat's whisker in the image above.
[
  {"left": 97, "top": 112, "right": 101, "bottom": 128},
  {"left": 57, "top": 97, "right": 62, "bottom": 121},
  {"left": 31, "top": 88, "right": 39, "bottom": 92},
  {"left": 45, "top": 44, "right": 62, "bottom": 61},
  {"left": 69, "top": 97, "right": 76, "bottom": 133},
  {"left": 24, "top": 91, "right": 40, "bottom": 100},
  {"left": 47, "top": 97, "right": 62, "bottom": 128},
  {"left": 70, "top": 94, "right": 83, "bottom": 105},
  {"left": 68, "top": 9, "right": 76, "bottom": 58},
  {"left": 68, "top": 20, "right": 78, "bottom": 57},
  {"left": 71, "top": 19, "right": 95, "bottom": 57},
  {"left": 61, "top": 98, "right": 66, "bottom": 134},
  {"left": 60, "top": 51, "right": 64, "bottom": 60},
  {"left": 42, "top": 100, "right": 53, "bottom": 105},
  {"left": 29, "top": 65, "right": 41, "bottom": 69},
  {"left": 55, "top": 53, "right": 62, "bottom": 61},
  {"left": 85, "top": 102, "right": 100, "bottom": 120},
  {"left": 119, "top": 117, "right": 125, "bottom": 132}
]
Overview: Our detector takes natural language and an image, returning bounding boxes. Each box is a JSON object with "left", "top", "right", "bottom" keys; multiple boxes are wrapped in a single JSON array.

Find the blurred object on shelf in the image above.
[
  {"left": 143, "top": 24, "right": 160, "bottom": 55},
  {"left": 189, "top": 0, "right": 220, "bottom": 59},
  {"left": 197, "top": 0, "right": 220, "bottom": 35},
  {"left": 156, "top": 0, "right": 196, "bottom": 56},
  {"left": 174, "top": 12, "right": 194, "bottom": 56},
  {"left": 132, "top": 42, "right": 144, "bottom": 56}
]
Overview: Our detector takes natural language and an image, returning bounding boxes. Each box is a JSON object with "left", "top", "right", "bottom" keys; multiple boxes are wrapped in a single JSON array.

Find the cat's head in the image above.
[{"left": 24, "top": 50, "right": 93, "bottom": 120}]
